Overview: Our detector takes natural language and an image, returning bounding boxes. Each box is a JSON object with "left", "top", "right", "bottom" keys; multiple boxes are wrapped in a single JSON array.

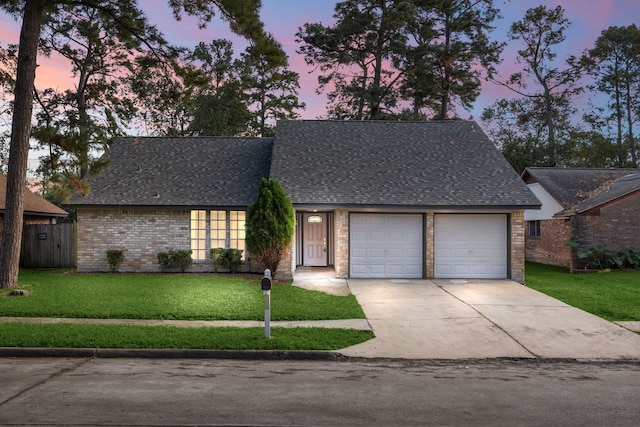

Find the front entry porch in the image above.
[{"left": 295, "top": 211, "right": 335, "bottom": 268}]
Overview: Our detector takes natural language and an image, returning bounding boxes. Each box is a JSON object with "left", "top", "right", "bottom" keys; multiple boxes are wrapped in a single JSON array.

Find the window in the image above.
[
  {"left": 190, "top": 210, "right": 207, "bottom": 260},
  {"left": 229, "top": 210, "right": 246, "bottom": 255},
  {"left": 190, "top": 210, "right": 246, "bottom": 260},
  {"left": 527, "top": 220, "right": 541, "bottom": 237}
]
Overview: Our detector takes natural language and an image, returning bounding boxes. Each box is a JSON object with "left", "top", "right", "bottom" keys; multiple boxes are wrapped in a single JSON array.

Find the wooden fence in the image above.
[{"left": 21, "top": 223, "right": 75, "bottom": 268}]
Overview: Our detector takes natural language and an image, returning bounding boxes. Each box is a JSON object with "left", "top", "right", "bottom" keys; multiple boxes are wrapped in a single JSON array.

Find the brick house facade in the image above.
[
  {"left": 71, "top": 121, "right": 538, "bottom": 281},
  {"left": 522, "top": 167, "right": 640, "bottom": 271}
]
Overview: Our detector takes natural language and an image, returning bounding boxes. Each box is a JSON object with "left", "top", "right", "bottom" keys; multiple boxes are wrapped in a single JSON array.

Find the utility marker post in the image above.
[{"left": 261, "top": 269, "right": 272, "bottom": 338}]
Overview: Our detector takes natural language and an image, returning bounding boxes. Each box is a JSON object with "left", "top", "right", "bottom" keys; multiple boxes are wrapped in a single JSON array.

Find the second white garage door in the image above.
[
  {"left": 350, "top": 214, "right": 423, "bottom": 278},
  {"left": 434, "top": 214, "right": 508, "bottom": 279}
]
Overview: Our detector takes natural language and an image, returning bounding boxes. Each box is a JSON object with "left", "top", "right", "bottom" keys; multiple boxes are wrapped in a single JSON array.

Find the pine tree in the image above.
[{"left": 245, "top": 178, "right": 295, "bottom": 278}]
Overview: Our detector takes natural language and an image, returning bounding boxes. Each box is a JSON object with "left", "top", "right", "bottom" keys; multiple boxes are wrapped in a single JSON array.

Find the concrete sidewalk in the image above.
[{"left": 340, "top": 279, "right": 640, "bottom": 360}]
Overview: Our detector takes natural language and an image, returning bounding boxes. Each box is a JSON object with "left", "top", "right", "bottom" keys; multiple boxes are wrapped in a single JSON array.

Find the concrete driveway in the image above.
[{"left": 340, "top": 279, "right": 640, "bottom": 360}]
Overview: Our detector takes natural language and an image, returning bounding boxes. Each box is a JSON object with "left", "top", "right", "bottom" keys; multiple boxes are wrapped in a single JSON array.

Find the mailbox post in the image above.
[{"left": 261, "top": 269, "right": 272, "bottom": 338}]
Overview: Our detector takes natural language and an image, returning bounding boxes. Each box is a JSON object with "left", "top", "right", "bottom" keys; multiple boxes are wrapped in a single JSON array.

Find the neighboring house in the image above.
[
  {"left": 70, "top": 120, "right": 540, "bottom": 282},
  {"left": 0, "top": 174, "right": 69, "bottom": 242},
  {"left": 521, "top": 167, "right": 640, "bottom": 270}
]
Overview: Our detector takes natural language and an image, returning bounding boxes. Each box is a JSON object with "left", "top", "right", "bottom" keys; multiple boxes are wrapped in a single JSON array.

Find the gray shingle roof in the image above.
[
  {"left": 71, "top": 137, "right": 273, "bottom": 207},
  {"left": 269, "top": 120, "right": 540, "bottom": 208},
  {"left": 522, "top": 167, "right": 640, "bottom": 214}
]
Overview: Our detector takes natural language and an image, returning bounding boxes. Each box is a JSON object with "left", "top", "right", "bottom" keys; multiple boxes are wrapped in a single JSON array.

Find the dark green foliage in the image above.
[
  {"left": 567, "top": 237, "right": 640, "bottom": 271},
  {"left": 157, "top": 249, "right": 193, "bottom": 272},
  {"left": 210, "top": 248, "right": 243, "bottom": 273},
  {"left": 221, "top": 249, "right": 243, "bottom": 273},
  {"left": 106, "top": 249, "right": 124, "bottom": 272},
  {"left": 210, "top": 247, "right": 225, "bottom": 272},
  {"left": 245, "top": 178, "right": 295, "bottom": 277},
  {"left": 297, "top": 0, "right": 503, "bottom": 120}
]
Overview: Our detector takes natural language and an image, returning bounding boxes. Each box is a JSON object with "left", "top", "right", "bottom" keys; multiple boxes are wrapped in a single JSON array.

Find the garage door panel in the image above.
[
  {"left": 350, "top": 214, "right": 423, "bottom": 278},
  {"left": 435, "top": 214, "right": 507, "bottom": 279}
]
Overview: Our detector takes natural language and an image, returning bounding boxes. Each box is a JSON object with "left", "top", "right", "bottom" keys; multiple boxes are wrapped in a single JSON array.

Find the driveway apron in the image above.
[{"left": 341, "top": 279, "right": 640, "bottom": 360}]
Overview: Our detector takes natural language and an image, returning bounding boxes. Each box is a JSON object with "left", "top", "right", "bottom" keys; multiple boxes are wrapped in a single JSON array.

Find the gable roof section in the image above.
[
  {"left": 270, "top": 120, "right": 540, "bottom": 209},
  {"left": 1, "top": 174, "right": 68, "bottom": 217},
  {"left": 521, "top": 167, "right": 640, "bottom": 215},
  {"left": 71, "top": 137, "right": 273, "bottom": 208}
]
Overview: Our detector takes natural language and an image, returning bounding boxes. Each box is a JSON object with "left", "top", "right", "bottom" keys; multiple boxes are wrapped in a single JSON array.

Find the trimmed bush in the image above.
[
  {"left": 210, "top": 248, "right": 225, "bottom": 272},
  {"left": 157, "top": 250, "right": 193, "bottom": 272},
  {"left": 209, "top": 248, "right": 243, "bottom": 273},
  {"left": 106, "top": 250, "right": 124, "bottom": 272}
]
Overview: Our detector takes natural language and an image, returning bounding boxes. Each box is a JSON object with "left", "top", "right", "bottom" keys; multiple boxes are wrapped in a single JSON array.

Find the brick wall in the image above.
[
  {"left": 526, "top": 218, "right": 571, "bottom": 267},
  {"left": 76, "top": 208, "right": 264, "bottom": 274},
  {"left": 77, "top": 208, "right": 190, "bottom": 272},
  {"left": 570, "top": 191, "right": 640, "bottom": 270},
  {"left": 510, "top": 211, "right": 525, "bottom": 283},
  {"left": 425, "top": 213, "right": 434, "bottom": 278}
]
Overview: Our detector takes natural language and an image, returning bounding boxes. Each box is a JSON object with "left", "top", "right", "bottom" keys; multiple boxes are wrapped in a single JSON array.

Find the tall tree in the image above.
[
  {"left": 403, "top": 0, "right": 503, "bottom": 120},
  {"left": 0, "top": 0, "right": 283, "bottom": 288},
  {"left": 185, "top": 40, "right": 251, "bottom": 136},
  {"left": 584, "top": 25, "right": 640, "bottom": 167},
  {"left": 241, "top": 38, "right": 305, "bottom": 137},
  {"left": 0, "top": 43, "right": 17, "bottom": 172},
  {"left": 0, "top": 0, "right": 47, "bottom": 289},
  {"left": 31, "top": 2, "right": 165, "bottom": 196},
  {"left": 297, "top": 0, "right": 412, "bottom": 120},
  {"left": 488, "top": 5, "right": 584, "bottom": 166}
]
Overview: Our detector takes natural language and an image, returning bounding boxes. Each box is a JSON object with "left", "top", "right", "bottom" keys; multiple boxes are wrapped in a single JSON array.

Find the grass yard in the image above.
[
  {"left": 525, "top": 262, "right": 640, "bottom": 322},
  {"left": 0, "top": 270, "right": 372, "bottom": 350},
  {"left": 2, "top": 270, "right": 365, "bottom": 320}
]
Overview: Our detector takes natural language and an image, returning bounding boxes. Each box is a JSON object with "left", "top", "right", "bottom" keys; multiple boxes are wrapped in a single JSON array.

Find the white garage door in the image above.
[
  {"left": 350, "top": 214, "right": 423, "bottom": 278},
  {"left": 434, "top": 214, "right": 507, "bottom": 279}
]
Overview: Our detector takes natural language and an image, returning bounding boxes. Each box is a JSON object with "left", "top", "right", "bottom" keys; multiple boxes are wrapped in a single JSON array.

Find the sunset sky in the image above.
[{"left": 0, "top": 0, "right": 639, "bottom": 126}]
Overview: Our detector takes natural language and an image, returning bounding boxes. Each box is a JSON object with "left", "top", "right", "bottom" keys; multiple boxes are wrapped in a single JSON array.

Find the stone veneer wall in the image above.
[
  {"left": 334, "top": 209, "right": 349, "bottom": 278},
  {"left": 526, "top": 218, "right": 571, "bottom": 268},
  {"left": 510, "top": 211, "right": 525, "bottom": 283}
]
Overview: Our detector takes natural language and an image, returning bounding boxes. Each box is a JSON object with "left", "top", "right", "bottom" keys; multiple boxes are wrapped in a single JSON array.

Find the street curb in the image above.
[
  {"left": 0, "top": 347, "right": 346, "bottom": 360},
  {"left": 1, "top": 348, "right": 638, "bottom": 364}
]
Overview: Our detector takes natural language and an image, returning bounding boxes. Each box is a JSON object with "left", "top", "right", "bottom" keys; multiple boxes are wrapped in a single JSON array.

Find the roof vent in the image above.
[
  {"left": 152, "top": 190, "right": 160, "bottom": 198},
  {"left": 137, "top": 164, "right": 142, "bottom": 172}
]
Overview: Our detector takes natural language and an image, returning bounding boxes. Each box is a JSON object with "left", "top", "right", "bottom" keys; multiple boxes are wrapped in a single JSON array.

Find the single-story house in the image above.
[
  {"left": 0, "top": 174, "right": 69, "bottom": 242},
  {"left": 521, "top": 167, "right": 640, "bottom": 270},
  {"left": 70, "top": 120, "right": 540, "bottom": 282}
]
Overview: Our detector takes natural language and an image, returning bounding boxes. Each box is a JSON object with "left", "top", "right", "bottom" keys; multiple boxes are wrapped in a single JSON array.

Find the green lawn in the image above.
[
  {"left": 525, "top": 262, "right": 640, "bottom": 322},
  {"left": 2, "top": 269, "right": 364, "bottom": 320},
  {"left": 0, "top": 270, "right": 372, "bottom": 350}
]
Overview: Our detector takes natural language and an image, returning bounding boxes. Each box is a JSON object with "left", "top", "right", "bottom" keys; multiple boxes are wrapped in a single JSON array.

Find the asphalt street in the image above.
[{"left": 1, "top": 357, "right": 639, "bottom": 426}]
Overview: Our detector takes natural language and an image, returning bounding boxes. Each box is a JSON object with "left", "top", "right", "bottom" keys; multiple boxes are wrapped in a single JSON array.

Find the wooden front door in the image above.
[{"left": 303, "top": 213, "right": 327, "bottom": 266}]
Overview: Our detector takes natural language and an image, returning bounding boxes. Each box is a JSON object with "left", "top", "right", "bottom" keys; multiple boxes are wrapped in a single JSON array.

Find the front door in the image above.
[{"left": 303, "top": 213, "right": 327, "bottom": 266}]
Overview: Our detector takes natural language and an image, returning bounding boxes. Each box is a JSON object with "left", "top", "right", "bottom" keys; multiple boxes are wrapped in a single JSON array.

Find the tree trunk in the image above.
[
  {"left": 624, "top": 77, "right": 638, "bottom": 167},
  {"left": 0, "top": 0, "right": 46, "bottom": 289}
]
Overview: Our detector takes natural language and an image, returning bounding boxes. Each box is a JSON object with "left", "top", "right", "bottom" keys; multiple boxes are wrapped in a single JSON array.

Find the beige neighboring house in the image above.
[
  {"left": 0, "top": 174, "right": 69, "bottom": 241},
  {"left": 70, "top": 120, "right": 540, "bottom": 282}
]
